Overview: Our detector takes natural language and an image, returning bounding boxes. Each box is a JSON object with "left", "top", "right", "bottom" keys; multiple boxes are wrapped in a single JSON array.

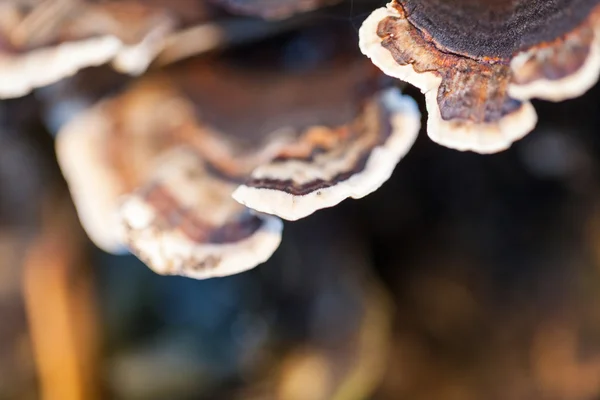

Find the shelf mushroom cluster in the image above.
[
  {"left": 359, "top": 0, "right": 600, "bottom": 153},
  {"left": 55, "top": 56, "right": 421, "bottom": 279},
  {"left": 0, "top": 0, "right": 420, "bottom": 279},
  {"left": 6, "top": 0, "right": 600, "bottom": 279},
  {"left": 0, "top": 0, "right": 306, "bottom": 99}
]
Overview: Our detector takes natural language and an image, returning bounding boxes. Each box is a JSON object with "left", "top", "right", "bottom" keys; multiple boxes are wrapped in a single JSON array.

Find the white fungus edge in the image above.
[
  {"left": 55, "top": 104, "right": 128, "bottom": 254},
  {"left": 509, "top": 24, "right": 600, "bottom": 102},
  {"left": 0, "top": 26, "right": 172, "bottom": 99},
  {"left": 118, "top": 196, "right": 283, "bottom": 279},
  {"left": 358, "top": 4, "right": 539, "bottom": 154},
  {"left": 231, "top": 88, "right": 421, "bottom": 221}
]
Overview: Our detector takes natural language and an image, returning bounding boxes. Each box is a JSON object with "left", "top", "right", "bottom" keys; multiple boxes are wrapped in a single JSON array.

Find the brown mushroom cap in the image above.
[
  {"left": 232, "top": 88, "right": 420, "bottom": 221},
  {"left": 0, "top": 0, "right": 178, "bottom": 98},
  {"left": 118, "top": 147, "right": 283, "bottom": 279},
  {"left": 158, "top": 52, "right": 419, "bottom": 220},
  {"left": 56, "top": 77, "right": 283, "bottom": 278},
  {"left": 360, "top": 0, "right": 600, "bottom": 153},
  {"left": 509, "top": 13, "right": 600, "bottom": 102}
]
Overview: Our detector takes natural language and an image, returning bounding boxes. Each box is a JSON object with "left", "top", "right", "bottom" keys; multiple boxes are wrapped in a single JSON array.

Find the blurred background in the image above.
[{"left": 2, "top": 1, "right": 600, "bottom": 399}]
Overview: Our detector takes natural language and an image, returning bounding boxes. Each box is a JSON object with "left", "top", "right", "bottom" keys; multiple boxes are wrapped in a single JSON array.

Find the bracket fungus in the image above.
[
  {"left": 56, "top": 78, "right": 283, "bottom": 279},
  {"left": 118, "top": 148, "right": 284, "bottom": 279},
  {"left": 232, "top": 89, "right": 420, "bottom": 221},
  {"left": 0, "top": 0, "right": 180, "bottom": 98},
  {"left": 55, "top": 51, "right": 420, "bottom": 278},
  {"left": 359, "top": 0, "right": 600, "bottom": 153},
  {"left": 163, "top": 54, "right": 420, "bottom": 222}
]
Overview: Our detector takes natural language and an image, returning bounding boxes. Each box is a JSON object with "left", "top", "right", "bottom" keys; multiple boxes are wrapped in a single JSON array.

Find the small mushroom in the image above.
[
  {"left": 232, "top": 88, "right": 420, "bottom": 221},
  {"left": 56, "top": 78, "right": 282, "bottom": 278},
  {"left": 0, "top": 0, "right": 176, "bottom": 98},
  {"left": 359, "top": 0, "right": 600, "bottom": 153}
]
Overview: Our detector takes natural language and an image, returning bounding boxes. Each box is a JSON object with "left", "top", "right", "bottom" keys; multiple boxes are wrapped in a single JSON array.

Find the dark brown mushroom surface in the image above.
[
  {"left": 400, "top": 0, "right": 597, "bottom": 59},
  {"left": 360, "top": 0, "right": 600, "bottom": 153}
]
